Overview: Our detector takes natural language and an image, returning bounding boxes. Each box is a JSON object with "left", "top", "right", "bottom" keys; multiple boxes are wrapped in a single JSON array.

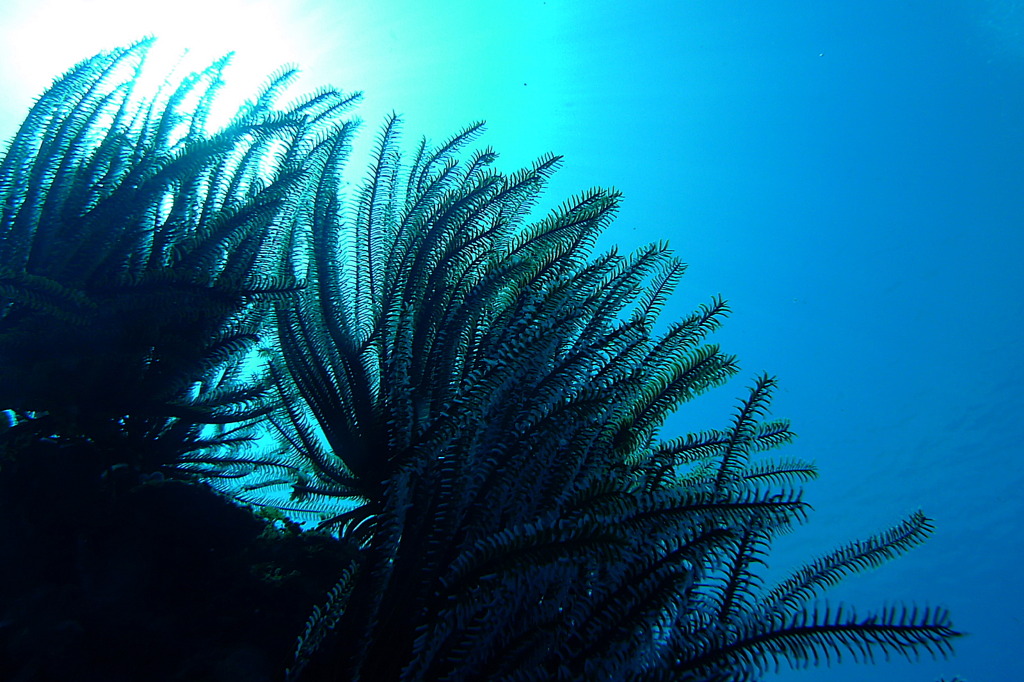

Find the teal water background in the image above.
[{"left": 1, "top": 2, "right": 1020, "bottom": 680}]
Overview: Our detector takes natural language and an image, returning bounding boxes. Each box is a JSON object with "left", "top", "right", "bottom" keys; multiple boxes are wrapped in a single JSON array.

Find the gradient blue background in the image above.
[{"left": 1, "top": 2, "right": 1020, "bottom": 680}]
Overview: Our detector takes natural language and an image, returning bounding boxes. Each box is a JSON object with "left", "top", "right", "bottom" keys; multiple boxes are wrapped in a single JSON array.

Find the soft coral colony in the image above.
[{"left": 0, "top": 40, "right": 959, "bottom": 681}]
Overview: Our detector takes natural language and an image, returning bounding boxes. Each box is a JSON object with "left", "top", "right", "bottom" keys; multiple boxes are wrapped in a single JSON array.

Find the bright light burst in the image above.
[{"left": 1, "top": 0, "right": 319, "bottom": 131}]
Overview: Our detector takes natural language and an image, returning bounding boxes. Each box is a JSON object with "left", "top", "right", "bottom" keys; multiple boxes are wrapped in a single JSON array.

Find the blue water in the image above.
[
  {"left": 1, "top": 1, "right": 1020, "bottom": 680},
  {"left": 335, "top": 6, "right": 1024, "bottom": 678}
]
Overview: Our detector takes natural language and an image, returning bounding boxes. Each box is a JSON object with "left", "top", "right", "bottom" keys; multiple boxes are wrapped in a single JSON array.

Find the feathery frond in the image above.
[
  {"left": 0, "top": 43, "right": 957, "bottom": 682},
  {"left": 0, "top": 41, "right": 358, "bottom": 469}
]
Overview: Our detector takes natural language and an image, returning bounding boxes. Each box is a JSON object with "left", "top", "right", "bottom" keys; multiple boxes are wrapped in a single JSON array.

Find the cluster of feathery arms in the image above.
[{"left": 0, "top": 40, "right": 958, "bottom": 681}]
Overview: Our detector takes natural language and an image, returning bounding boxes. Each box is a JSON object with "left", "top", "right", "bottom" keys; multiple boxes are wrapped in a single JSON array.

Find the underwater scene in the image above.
[{"left": 0, "top": 1, "right": 1019, "bottom": 681}]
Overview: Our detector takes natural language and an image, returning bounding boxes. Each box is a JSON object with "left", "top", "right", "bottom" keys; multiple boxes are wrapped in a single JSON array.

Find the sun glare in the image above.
[{"left": 1, "top": 0, "right": 319, "bottom": 134}]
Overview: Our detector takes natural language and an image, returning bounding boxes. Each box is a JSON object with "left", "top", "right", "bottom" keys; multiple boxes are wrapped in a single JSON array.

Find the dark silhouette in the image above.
[{"left": 0, "top": 41, "right": 958, "bottom": 681}]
